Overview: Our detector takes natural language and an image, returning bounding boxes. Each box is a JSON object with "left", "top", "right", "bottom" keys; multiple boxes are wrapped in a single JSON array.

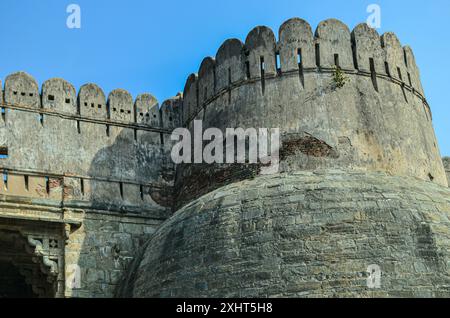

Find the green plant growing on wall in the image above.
[{"left": 332, "top": 66, "right": 349, "bottom": 89}]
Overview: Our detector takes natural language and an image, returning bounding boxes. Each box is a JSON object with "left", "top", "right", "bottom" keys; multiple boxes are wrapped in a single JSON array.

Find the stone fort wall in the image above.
[
  {"left": 0, "top": 73, "right": 181, "bottom": 297},
  {"left": 0, "top": 17, "right": 449, "bottom": 298},
  {"left": 176, "top": 18, "right": 447, "bottom": 206},
  {"left": 122, "top": 170, "right": 450, "bottom": 298}
]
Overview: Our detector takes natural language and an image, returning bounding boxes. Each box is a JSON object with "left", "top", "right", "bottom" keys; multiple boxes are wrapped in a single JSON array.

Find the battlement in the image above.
[
  {"left": 0, "top": 73, "right": 182, "bottom": 191},
  {"left": 175, "top": 18, "right": 447, "bottom": 205},
  {"left": 182, "top": 18, "right": 427, "bottom": 126},
  {"left": 1, "top": 72, "right": 180, "bottom": 131},
  {"left": 0, "top": 15, "right": 449, "bottom": 299}
]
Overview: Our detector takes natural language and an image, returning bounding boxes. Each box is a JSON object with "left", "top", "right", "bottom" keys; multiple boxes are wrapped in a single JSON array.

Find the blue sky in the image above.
[{"left": 0, "top": 0, "right": 448, "bottom": 155}]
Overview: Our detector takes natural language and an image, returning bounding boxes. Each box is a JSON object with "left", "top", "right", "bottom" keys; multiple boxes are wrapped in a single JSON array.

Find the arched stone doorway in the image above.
[{"left": 0, "top": 229, "right": 61, "bottom": 298}]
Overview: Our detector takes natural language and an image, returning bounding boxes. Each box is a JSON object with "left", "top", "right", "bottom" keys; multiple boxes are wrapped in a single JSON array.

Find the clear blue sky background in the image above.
[{"left": 0, "top": 0, "right": 448, "bottom": 155}]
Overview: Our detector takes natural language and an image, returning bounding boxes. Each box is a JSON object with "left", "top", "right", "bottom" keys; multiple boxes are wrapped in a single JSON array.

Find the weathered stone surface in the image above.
[
  {"left": 443, "top": 157, "right": 450, "bottom": 186},
  {"left": 121, "top": 170, "right": 450, "bottom": 298},
  {"left": 176, "top": 18, "right": 447, "bottom": 207},
  {"left": 0, "top": 17, "right": 448, "bottom": 299},
  {"left": 108, "top": 89, "right": 133, "bottom": 122},
  {"left": 41, "top": 78, "right": 77, "bottom": 114}
]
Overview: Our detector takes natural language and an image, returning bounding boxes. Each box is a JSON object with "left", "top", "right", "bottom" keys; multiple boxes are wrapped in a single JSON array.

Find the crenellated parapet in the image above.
[
  {"left": 0, "top": 72, "right": 181, "bottom": 197},
  {"left": 182, "top": 18, "right": 428, "bottom": 125},
  {"left": 42, "top": 78, "right": 77, "bottom": 114},
  {"left": 4, "top": 72, "right": 40, "bottom": 108},
  {"left": 176, "top": 18, "right": 447, "bottom": 205},
  {"left": 1, "top": 72, "right": 180, "bottom": 131}
]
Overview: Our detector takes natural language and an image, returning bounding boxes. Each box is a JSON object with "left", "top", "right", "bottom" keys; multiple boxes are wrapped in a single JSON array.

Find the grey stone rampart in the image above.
[
  {"left": 121, "top": 170, "right": 450, "bottom": 298},
  {"left": 0, "top": 73, "right": 180, "bottom": 189},
  {"left": 177, "top": 18, "right": 447, "bottom": 205}
]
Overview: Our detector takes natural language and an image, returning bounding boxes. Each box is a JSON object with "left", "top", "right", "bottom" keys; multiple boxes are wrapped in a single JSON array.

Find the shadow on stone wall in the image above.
[{"left": 69, "top": 125, "right": 174, "bottom": 298}]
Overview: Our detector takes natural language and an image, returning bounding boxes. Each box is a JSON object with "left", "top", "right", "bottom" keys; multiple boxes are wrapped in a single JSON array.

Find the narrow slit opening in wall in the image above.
[
  {"left": 407, "top": 72, "right": 412, "bottom": 86},
  {"left": 385, "top": 62, "right": 391, "bottom": 77},
  {"left": 298, "top": 48, "right": 304, "bottom": 88},
  {"left": 134, "top": 129, "right": 138, "bottom": 142},
  {"left": 119, "top": 182, "right": 124, "bottom": 199},
  {"left": 0, "top": 147, "right": 8, "bottom": 159},
  {"left": 397, "top": 67, "right": 408, "bottom": 103},
  {"left": 3, "top": 170, "right": 8, "bottom": 190},
  {"left": 234, "top": 135, "right": 239, "bottom": 160},
  {"left": 276, "top": 52, "right": 281, "bottom": 75},
  {"left": 106, "top": 125, "right": 110, "bottom": 137},
  {"left": 334, "top": 54, "right": 340, "bottom": 68},
  {"left": 77, "top": 120, "right": 81, "bottom": 134},
  {"left": 228, "top": 67, "right": 232, "bottom": 105},
  {"left": 369, "top": 58, "right": 379, "bottom": 92},
  {"left": 39, "top": 113, "right": 44, "bottom": 126},
  {"left": 397, "top": 67, "right": 403, "bottom": 81},
  {"left": 401, "top": 87, "right": 409, "bottom": 103},
  {"left": 195, "top": 86, "right": 199, "bottom": 110},
  {"left": 315, "top": 43, "right": 321, "bottom": 68},
  {"left": 352, "top": 45, "right": 359, "bottom": 70},
  {"left": 213, "top": 66, "right": 217, "bottom": 92},
  {"left": 160, "top": 133, "right": 165, "bottom": 146},
  {"left": 45, "top": 177, "right": 50, "bottom": 195},
  {"left": 80, "top": 178, "right": 84, "bottom": 196},
  {"left": 401, "top": 85, "right": 408, "bottom": 103},
  {"left": 245, "top": 61, "right": 251, "bottom": 79},
  {"left": 1, "top": 108, "right": 6, "bottom": 122},
  {"left": 24, "top": 175, "right": 29, "bottom": 191},
  {"left": 260, "top": 56, "right": 266, "bottom": 94},
  {"left": 140, "top": 185, "right": 144, "bottom": 201}
]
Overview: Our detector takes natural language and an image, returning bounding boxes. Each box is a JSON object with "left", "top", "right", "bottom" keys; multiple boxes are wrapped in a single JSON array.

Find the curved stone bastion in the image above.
[
  {"left": 117, "top": 18, "right": 450, "bottom": 298},
  {"left": 175, "top": 18, "right": 447, "bottom": 207},
  {"left": 119, "top": 170, "right": 450, "bottom": 298},
  {"left": 1, "top": 16, "right": 449, "bottom": 298}
]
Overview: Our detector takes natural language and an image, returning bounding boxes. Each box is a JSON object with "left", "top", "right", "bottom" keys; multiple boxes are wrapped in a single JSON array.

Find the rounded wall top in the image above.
[
  {"left": 78, "top": 83, "right": 107, "bottom": 119},
  {"left": 278, "top": 17, "right": 315, "bottom": 71},
  {"left": 315, "top": 18, "right": 353, "bottom": 69},
  {"left": 245, "top": 25, "right": 277, "bottom": 51},
  {"left": 4, "top": 72, "right": 40, "bottom": 108},
  {"left": 161, "top": 94, "right": 182, "bottom": 129},
  {"left": 216, "top": 39, "right": 244, "bottom": 63},
  {"left": 135, "top": 93, "right": 159, "bottom": 126},
  {"left": 198, "top": 57, "right": 216, "bottom": 78},
  {"left": 41, "top": 78, "right": 77, "bottom": 113},
  {"left": 108, "top": 89, "right": 134, "bottom": 122},
  {"left": 315, "top": 18, "right": 351, "bottom": 38},
  {"left": 351, "top": 23, "right": 385, "bottom": 74}
]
